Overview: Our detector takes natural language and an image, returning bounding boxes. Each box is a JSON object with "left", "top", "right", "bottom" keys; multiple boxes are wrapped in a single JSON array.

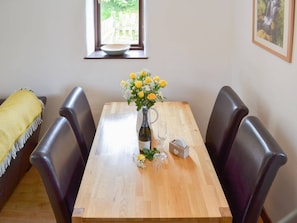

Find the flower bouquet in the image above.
[{"left": 120, "top": 70, "right": 168, "bottom": 111}]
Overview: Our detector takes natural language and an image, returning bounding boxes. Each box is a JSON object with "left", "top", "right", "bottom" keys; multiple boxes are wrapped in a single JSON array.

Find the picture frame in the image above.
[{"left": 252, "top": 0, "right": 295, "bottom": 62}]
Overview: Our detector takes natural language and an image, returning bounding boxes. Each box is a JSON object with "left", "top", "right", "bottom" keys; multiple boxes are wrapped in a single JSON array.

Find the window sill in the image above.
[{"left": 84, "top": 50, "right": 148, "bottom": 59}]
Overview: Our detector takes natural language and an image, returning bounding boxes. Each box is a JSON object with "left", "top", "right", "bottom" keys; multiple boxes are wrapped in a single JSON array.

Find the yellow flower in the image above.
[
  {"left": 147, "top": 93, "right": 156, "bottom": 100},
  {"left": 121, "top": 70, "right": 167, "bottom": 111},
  {"left": 153, "top": 76, "right": 160, "bottom": 82},
  {"left": 139, "top": 70, "right": 147, "bottom": 77},
  {"left": 137, "top": 154, "right": 145, "bottom": 161},
  {"left": 159, "top": 80, "right": 167, "bottom": 88},
  {"left": 120, "top": 80, "right": 127, "bottom": 88},
  {"left": 134, "top": 80, "right": 142, "bottom": 88},
  {"left": 144, "top": 77, "right": 152, "bottom": 84},
  {"left": 130, "top": 72, "right": 137, "bottom": 79},
  {"left": 137, "top": 91, "right": 144, "bottom": 98}
]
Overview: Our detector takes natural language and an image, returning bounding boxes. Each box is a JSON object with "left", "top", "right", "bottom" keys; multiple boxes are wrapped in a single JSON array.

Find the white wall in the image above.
[
  {"left": 232, "top": 1, "right": 297, "bottom": 222},
  {"left": 0, "top": 0, "right": 234, "bottom": 135},
  {"left": 1, "top": 0, "right": 295, "bottom": 221}
]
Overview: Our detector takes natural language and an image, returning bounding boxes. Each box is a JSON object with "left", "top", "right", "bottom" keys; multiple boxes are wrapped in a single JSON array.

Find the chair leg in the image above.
[{"left": 260, "top": 208, "right": 272, "bottom": 223}]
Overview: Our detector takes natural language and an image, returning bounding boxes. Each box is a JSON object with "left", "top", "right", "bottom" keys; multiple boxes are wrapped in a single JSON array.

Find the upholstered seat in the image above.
[
  {"left": 0, "top": 96, "right": 46, "bottom": 211},
  {"left": 59, "top": 86, "right": 96, "bottom": 163},
  {"left": 205, "top": 86, "right": 248, "bottom": 176},
  {"left": 221, "top": 116, "right": 287, "bottom": 223},
  {"left": 30, "top": 117, "right": 85, "bottom": 223}
]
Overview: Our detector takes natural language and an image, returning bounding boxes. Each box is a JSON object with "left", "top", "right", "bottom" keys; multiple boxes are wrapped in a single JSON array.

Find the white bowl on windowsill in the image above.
[{"left": 101, "top": 44, "right": 130, "bottom": 56}]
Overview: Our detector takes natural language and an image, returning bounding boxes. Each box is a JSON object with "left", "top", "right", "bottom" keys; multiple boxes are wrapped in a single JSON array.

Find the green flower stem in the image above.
[{"left": 143, "top": 148, "right": 160, "bottom": 161}]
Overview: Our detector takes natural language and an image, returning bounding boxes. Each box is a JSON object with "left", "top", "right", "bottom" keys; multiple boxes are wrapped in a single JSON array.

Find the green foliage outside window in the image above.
[
  {"left": 100, "top": 0, "right": 139, "bottom": 44},
  {"left": 101, "top": 0, "right": 138, "bottom": 20}
]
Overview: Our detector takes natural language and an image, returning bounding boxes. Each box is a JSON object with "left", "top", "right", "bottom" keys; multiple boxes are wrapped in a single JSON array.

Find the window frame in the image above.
[{"left": 94, "top": 0, "right": 144, "bottom": 51}]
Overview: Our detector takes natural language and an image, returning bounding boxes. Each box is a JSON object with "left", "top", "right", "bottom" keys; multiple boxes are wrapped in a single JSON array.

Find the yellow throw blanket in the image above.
[{"left": 0, "top": 89, "right": 44, "bottom": 177}]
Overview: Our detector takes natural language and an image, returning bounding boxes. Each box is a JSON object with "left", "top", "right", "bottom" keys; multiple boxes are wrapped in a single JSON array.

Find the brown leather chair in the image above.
[
  {"left": 59, "top": 86, "right": 96, "bottom": 163},
  {"left": 30, "top": 117, "right": 85, "bottom": 223},
  {"left": 221, "top": 116, "right": 287, "bottom": 223},
  {"left": 205, "top": 86, "right": 248, "bottom": 176}
]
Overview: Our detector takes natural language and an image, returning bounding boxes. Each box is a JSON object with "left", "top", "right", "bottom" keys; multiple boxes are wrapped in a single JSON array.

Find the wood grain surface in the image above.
[{"left": 72, "top": 101, "right": 232, "bottom": 223}]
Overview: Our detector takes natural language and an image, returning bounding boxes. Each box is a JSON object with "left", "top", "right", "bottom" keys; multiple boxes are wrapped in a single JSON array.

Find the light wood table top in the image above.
[{"left": 72, "top": 101, "right": 232, "bottom": 223}]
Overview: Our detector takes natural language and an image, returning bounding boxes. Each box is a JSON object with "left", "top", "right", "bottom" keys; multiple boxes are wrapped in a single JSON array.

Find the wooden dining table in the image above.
[{"left": 72, "top": 101, "right": 232, "bottom": 223}]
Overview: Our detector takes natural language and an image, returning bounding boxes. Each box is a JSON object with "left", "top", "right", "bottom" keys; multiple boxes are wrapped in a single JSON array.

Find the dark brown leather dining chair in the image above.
[
  {"left": 30, "top": 117, "right": 85, "bottom": 223},
  {"left": 205, "top": 86, "right": 249, "bottom": 176},
  {"left": 221, "top": 116, "right": 287, "bottom": 223},
  {"left": 59, "top": 86, "right": 96, "bottom": 163}
]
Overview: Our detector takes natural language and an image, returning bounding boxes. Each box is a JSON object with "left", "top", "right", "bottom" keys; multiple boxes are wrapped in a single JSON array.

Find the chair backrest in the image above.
[
  {"left": 205, "top": 86, "right": 249, "bottom": 175},
  {"left": 30, "top": 117, "right": 85, "bottom": 223},
  {"left": 221, "top": 116, "right": 287, "bottom": 223},
  {"left": 59, "top": 86, "right": 96, "bottom": 162}
]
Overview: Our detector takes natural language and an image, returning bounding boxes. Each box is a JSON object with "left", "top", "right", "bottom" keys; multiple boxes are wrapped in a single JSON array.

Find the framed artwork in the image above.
[{"left": 252, "top": 0, "right": 295, "bottom": 62}]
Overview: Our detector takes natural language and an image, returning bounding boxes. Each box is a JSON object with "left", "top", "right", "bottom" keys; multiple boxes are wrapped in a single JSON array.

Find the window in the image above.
[{"left": 86, "top": 0, "right": 146, "bottom": 58}]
